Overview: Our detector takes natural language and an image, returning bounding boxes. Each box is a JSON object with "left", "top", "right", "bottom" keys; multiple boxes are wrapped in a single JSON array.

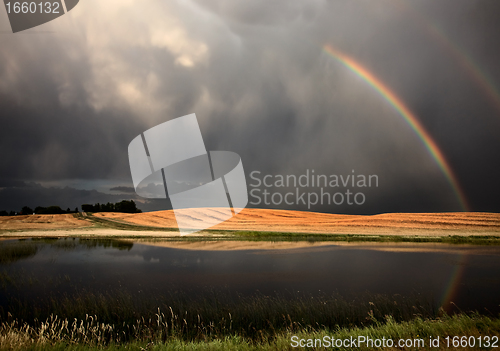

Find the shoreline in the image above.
[
  {"left": 1, "top": 227, "right": 500, "bottom": 247},
  {"left": 0, "top": 209, "right": 499, "bottom": 245}
]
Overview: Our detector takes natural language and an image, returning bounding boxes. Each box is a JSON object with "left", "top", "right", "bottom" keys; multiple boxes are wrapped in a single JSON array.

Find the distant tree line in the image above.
[
  {"left": 0, "top": 200, "right": 141, "bottom": 216},
  {"left": 0, "top": 206, "right": 77, "bottom": 216},
  {"left": 0, "top": 210, "right": 18, "bottom": 216},
  {"left": 81, "top": 200, "right": 141, "bottom": 213}
]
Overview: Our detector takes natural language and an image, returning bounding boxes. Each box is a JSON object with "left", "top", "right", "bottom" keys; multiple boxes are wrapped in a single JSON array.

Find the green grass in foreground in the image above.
[
  {"left": 1, "top": 290, "right": 438, "bottom": 339},
  {"left": 1, "top": 288, "right": 498, "bottom": 350},
  {"left": 0, "top": 286, "right": 444, "bottom": 348},
  {"left": 0, "top": 313, "right": 498, "bottom": 350}
]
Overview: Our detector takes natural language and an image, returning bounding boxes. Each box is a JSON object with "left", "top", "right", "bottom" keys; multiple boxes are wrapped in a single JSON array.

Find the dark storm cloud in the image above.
[
  {"left": 0, "top": 0, "right": 499, "bottom": 213},
  {"left": 110, "top": 186, "right": 135, "bottom": 193},
  {"left": 0, "top": 93, "right": 142, "bottom": 180}
]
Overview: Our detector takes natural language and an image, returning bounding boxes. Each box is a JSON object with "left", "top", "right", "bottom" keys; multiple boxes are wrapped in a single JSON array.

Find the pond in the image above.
[{"left": 0, "top": 238, "right": 499, "bottom": 314}]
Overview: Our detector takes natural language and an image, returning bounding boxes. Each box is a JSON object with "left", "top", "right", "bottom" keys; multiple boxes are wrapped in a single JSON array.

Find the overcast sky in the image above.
[{"left": 0, "top": 0, "right": 499, "bottom": 214}]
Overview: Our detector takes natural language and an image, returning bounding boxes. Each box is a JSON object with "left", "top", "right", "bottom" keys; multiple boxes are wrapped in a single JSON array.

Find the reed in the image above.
[
  {"left": 1, "top": 289, "right": 439, "bottom": 344},
  {"left": 0, "top": 240, "right": 38, "bottom": 264},
  {"left": 0, "top": 312, "right": 498, "bottom": 350}
]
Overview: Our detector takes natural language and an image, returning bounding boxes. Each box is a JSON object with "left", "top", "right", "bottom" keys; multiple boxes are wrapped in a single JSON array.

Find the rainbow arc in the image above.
[{"left": 323, "top": 44, "right": 469, "bottom": 211}]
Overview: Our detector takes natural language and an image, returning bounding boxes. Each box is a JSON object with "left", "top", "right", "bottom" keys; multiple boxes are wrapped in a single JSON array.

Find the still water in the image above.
[{"left": 0, "top": 238, "right": 499, "bottom": 313}]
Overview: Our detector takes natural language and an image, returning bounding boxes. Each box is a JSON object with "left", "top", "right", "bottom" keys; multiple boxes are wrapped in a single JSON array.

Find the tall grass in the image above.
[
  {"left": 0, "top": 312, "right": 498, "bottom": 350},
  {"left": 0, "top": 241, "right": 38, "bottom": 264},
  {"left": 0, "top": 289, "right": 439, "bottom": 345}
]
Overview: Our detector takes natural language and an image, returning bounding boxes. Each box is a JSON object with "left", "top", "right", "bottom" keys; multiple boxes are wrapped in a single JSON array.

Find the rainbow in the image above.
[
  {"left": 393, "top": 0, "right": 500, "bottom": 115},
  {"left": 323, "top": 44, "right": 469, "bottom": 211},
  {"left": 440, "top": 253, "right": 468, "bottom": 310}
]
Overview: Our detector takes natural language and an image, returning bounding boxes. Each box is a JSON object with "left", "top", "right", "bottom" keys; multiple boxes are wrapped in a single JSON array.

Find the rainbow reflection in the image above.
[{"left": 440, "top": 253, "right": 468, "bottom": 311}]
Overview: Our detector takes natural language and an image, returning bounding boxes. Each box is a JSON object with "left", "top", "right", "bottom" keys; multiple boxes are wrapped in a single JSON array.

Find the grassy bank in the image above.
[
  {"left": 2, "top": 288, "right": 498, "bottom": 350},
  {"left": 228, "top": 231, "right": 500, "bottom": 245},
  {"left": 0, "top": 287, "right": 444, "bottom": 347},
  {"left": 0, "top": 313, "right": 498, "bottom": 350},
  {"left": 1, "top": 289, "right": 439, "bottom": 338}
]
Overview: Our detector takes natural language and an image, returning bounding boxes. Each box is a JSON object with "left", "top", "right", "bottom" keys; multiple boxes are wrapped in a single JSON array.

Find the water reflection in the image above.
[{"left": 0, "top": 238, "right": 499, "bottom": 314}]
